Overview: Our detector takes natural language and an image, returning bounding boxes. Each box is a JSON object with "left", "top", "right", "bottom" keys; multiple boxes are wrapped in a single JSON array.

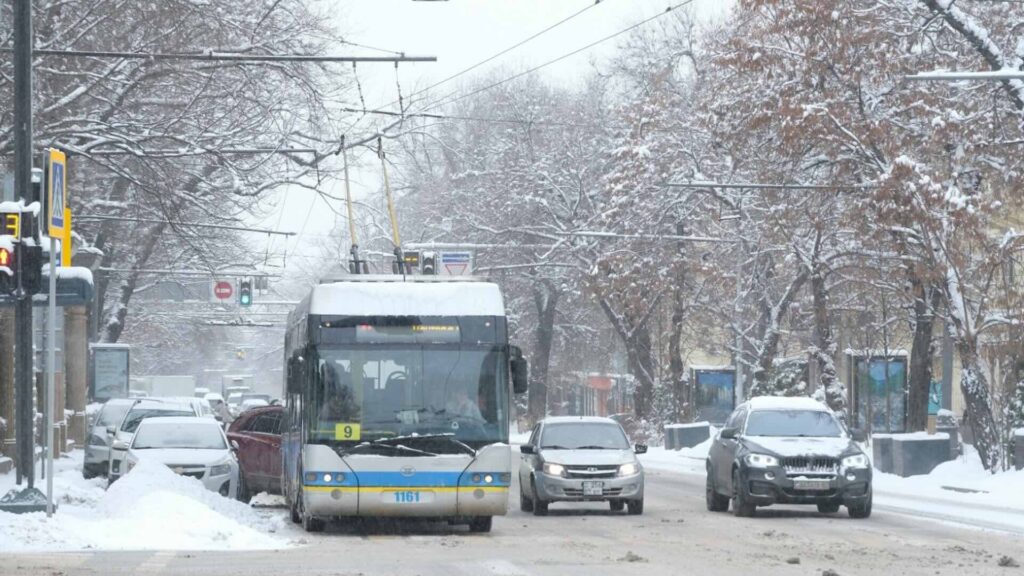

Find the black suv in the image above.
[{"left": 705, "top": 397, "right": 871, "bottom": 518}]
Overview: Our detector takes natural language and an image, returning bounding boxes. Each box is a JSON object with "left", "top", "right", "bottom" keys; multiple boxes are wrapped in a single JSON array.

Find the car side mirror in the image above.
[
  {"left": 850, "top": 428, "right": 867, "bottom": 443},
  {"left": 111, "top": 439, "right": 128, "bottom": 451},
  {"left": 510, "top": 346, "right": 528, "bottom": 395},
  {"left": 634, "top": 443, "right": 648, "bottom": 454},
  {"left": 230, "top": 439, "right": 240, "bottom": 452},
  {"left": 519, "top": 444, "right": 535, "bottom": 455},
  {"left": 720, "top": 427, "right": 739, "bottom": 440}
]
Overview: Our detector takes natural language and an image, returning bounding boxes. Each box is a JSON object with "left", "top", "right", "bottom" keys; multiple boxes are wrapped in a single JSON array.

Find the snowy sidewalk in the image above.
[{"left": 0, "top": 450, "right": 300, "bottom": 552}]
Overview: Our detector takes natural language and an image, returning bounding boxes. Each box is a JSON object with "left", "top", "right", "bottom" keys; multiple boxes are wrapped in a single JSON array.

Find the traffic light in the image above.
[
  {"left": 0, "top": 247, "right": 13, "bottom": 294},
  {"left": 239, "top": 279, "right": 252, "bottom": 306},
  {"left": 18, "top": 243, "right": 42, "bottom": 295},
  {"left": 421, "top": 251, "right": 437, "bottom": 275}
]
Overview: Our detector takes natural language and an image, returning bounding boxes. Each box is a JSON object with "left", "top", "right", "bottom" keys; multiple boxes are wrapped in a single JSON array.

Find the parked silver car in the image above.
[
  {"left": 125, "top": 417, "right": 239, "bottom": 498},
  {"left": 108, "top": 398, "right": 198, "bottom": 484},
  {"left": 518, "top": 416, "right": 647, "bottom": 515},
  {"left": 83, "top": 398, "right": 134, "bottom": 479}
]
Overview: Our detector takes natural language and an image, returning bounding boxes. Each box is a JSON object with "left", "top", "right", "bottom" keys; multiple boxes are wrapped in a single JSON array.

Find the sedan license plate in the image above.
[
  {"left": 793, "top": 479, "right": 831, "bottom": 491},
  {"left": 582, "top": 481, "right": 604, "bottom": 496}
]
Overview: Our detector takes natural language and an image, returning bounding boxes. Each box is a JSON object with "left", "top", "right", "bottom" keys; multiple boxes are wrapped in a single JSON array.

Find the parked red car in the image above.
[{"left": 227, "top": 405, "right": 283, "bottom": 501}]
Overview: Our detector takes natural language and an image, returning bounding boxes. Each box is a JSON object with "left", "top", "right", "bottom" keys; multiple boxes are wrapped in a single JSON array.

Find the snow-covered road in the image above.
[{"left": 2, "top": 456, "right": 1022, "bottom": 575}]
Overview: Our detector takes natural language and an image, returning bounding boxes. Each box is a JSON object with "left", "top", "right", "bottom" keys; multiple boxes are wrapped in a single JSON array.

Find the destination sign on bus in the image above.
[{"left": 355, "top": 323, "right": 461, "bottom": 343}]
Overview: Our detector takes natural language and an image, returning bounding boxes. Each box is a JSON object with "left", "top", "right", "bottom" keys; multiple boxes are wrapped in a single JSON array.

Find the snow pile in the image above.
[
  {"left": 0, "top": 452, "right": 296, "bottom": 551},
  {"left": 639, "top": 434, "right": 715, "bottom": 475}
]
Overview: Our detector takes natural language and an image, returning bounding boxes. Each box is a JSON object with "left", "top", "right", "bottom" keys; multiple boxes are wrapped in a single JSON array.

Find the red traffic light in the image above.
[{"left": 0, "top": 247, "right": 12, "bottom": 269}]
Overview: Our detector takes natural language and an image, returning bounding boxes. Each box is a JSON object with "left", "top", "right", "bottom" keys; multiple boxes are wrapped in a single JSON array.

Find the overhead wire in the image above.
[
  {"left": 415, "top": 0, "right": 696, "bottom": 114},
  {"left": 368, "top": 0, "right": 609, "bottom": 115}
]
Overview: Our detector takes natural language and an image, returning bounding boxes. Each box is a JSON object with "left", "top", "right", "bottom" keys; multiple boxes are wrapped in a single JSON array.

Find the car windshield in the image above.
[
  {"left": 120, "top": 408, "right": 194, "bottom": 433},
  {"left": 745, "top": 410, "right": 842, "bottom": 438},
  {"left": 132, "top": 422, "right": 226, "bottom": 449},
  {"left": 98, "top": 403, "right": 131, "bottom": 427},
  {"left": 306, "top": 345, "right": 508, "bottom": 449},
  {"left": 540, "top": 423, "right": 630, "bottom": 450}
]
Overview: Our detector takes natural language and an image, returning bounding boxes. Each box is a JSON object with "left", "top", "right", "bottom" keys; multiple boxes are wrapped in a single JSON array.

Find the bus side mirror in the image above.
[
  {"left": 510, "top": 346, "right": 528, "bottom": 395},
  {"left": 286, "top": 355, "right": 302, "bottom": 395}
]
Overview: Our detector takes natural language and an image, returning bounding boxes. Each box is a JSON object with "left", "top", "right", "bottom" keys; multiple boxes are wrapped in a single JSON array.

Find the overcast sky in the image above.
[{"left": 258, "top": 0, "right": 731, "bottom": 285}]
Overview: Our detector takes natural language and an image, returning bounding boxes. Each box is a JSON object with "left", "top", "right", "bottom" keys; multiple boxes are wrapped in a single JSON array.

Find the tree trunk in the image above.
[
  {"left": 750, "top": 267, "right": 809, "bottom": 397},
  {"left": 627, "top": 324, "right": 656, "bottom": 419},
  {"left": 668, "top": 268, "right": 689, "bottom": 421},
  {"left": 527, "top": 281, "right": 559, "bottom": 424},
  {"left": 906, "top": 275, "right": 939, "bottom": 432},
  {"left": 811, "top": 268, "right": 845, "bottom": 416},
  {"left": 101, "top": 221, "right": 166, "bottom": 343},
  {"left": 957, "top": 344, "right": 1003, "bottom": 472}
]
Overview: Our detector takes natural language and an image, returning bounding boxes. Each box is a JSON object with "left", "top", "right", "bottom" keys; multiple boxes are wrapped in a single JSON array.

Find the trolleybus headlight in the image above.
[
  {"left": 472, "top": 474, "right": 481, "bottom": 483},
  {"left": 304, "top": 472, "right": 316, "bottom": 482},
  {"left": 484, "top": 474, "right": 494, "bottom": 484},
  {"left": 323, "top": 473, "right": 333, "bottom": 483}
]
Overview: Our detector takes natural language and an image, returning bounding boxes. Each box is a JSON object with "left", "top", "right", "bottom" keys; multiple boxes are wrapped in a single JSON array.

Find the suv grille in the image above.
[
  {"left": 565, "top": 465, "right": 619, "bottom": 479},
  {"left": 782, "top": 456, "right": 837, "bottom": 475}
]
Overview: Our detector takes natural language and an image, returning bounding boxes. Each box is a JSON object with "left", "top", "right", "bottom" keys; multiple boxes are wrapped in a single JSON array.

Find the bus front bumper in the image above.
[{"left": 303, "top": 485, "right": 509, "bottom": 518}]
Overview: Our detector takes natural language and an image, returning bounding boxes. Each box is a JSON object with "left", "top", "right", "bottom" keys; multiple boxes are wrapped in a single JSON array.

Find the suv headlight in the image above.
[
  {"left": 744, "top": 454, "right": 779, "bottom": 468},
  {"left": 542, "top": 463, "right": 566, "bottom": 477},
  {"left": 209, "top": 463, "right": 232, "bottom": 477},
  {"left": 842, "top": 454, "right": 869, "bottom": 469},
  {"left": 618, "top": 463, "right": 640, "bottom": 476}
]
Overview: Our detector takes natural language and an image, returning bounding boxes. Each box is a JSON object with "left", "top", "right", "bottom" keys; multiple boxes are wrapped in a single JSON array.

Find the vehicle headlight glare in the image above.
[
  {"left": 842, "top": 454, "right": 869, "bottom": 469},
  {"left": 210, "top": 463, "right": 232, "bottom": 477},
  {"left": 745, "top": 453, "right": 779, "bottom": 468},
  {"left": 484, "top": 474, "right": 493, "bottom": 484},
  {"left": 618, "top": 463, "right": 639, "bottom": 476},
  {"left": 323, "top": 473, "right": 333, "bottom": 483},
  {"left": 543, "top": 463, "right": 566, "bottom": 477}
]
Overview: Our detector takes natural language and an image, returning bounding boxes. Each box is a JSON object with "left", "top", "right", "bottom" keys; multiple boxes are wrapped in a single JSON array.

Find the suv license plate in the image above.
[
  {"left": 793, "top": 479, "right": 831, "bottom": 491},
  {"left": 582, "top": 481, "right": 604, "bottom": 496}
]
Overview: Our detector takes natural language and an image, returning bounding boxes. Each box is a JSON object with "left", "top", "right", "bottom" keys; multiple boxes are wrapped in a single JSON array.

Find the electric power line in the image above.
[{"left": 416, "top": 0, "right": 695, "bottom": 114}]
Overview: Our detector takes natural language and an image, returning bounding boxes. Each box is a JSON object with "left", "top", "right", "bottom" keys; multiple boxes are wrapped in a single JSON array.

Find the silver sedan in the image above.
[{"left": 519, "top": 416, "right": 647, "bottom": 515}]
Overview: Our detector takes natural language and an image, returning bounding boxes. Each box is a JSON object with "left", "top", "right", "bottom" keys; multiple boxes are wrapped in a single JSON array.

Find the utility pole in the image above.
[{"left": 12, "top": 0, "right": 34, "bottom": 489}]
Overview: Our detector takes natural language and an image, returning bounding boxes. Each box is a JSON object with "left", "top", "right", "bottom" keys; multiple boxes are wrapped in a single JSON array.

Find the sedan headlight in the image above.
[
  {"left": 88, "top": 434, "right": 107, "bottom": 447},
  {"left": 744, "top": 453, "right": 779, "bottom": 468},
  {"left": 842, "top": 454, "right": 869, "bottom": 469},
  {"left": 542, "top": 463, "right": 566, "bottom": 477},
  {"left": 618, "top": 463, "right": 640, "bottom": 476},
  {"left": 209, "top": 463, "right": 232, "bottom": 477}
]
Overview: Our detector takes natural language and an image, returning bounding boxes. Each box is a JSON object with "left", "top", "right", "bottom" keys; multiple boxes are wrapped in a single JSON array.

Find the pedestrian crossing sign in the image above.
[{"left": 48, "top": 148, "right": 67, "bottom": 236}]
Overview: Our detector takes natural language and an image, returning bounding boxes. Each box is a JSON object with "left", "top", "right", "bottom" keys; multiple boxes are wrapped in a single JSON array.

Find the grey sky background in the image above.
[{"left": 256, "top": 0, "right": 731, "bottom": 284}]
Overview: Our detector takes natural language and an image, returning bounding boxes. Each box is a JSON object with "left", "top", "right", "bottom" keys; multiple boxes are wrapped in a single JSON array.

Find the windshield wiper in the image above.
[
  {"left": 540, "top": 445, "right": 569, "bottom": 450},
  {"left": 345, "top": 442, "right": 437, "bottom": 457},
  {"left": 575, "top": 445, "right": 617, "bottom": 450},
  {"left": 373, "top": 433, "right": 476, "bottom": 456}
]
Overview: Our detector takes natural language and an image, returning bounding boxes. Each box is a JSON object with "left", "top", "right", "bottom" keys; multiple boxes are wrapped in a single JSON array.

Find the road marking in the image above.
[{"left": 137, "top": 551, "right": 176, "bottom": 573}]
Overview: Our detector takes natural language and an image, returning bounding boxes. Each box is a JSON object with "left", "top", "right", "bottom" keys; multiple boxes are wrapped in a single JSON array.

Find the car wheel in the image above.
[
  {"left": 520, "top": 485, "right": 534, "bottom": 512},
  {"left": 236, "top": 473, "right": 251, "bottom": 504},
  {"left": 468, "top": 516, "right": 492, "bottom": 533},
  {"left": 609, "top": 500, "right": 625, "bottom": 512},
  {"left": 731, "top": 469, "right": 756, "bottom": 517},
  {"left": 531, "top": 478, "right": 548, "bottom": 516},
  {"left": 300, "top": 495, "right": 325, "bottom": 533},
  {"left": 848, "top": 489, "right": 872, "bottom": 519},
  {"left": 706, "top": 472, "right": 730, "bottom": 512},
  {"left": 627, "top": 498, "right": 644, "bottom": 515},
  {"left": 817, "top": 502, "right": 840, "bottom": 514}
]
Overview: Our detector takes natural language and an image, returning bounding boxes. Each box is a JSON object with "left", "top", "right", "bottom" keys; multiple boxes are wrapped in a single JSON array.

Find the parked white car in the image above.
[
  {"left": 125, "top": 417, "right": 239, "bottom": 498},
  {"left": 108, "top": 398, "right": 199, "bottom": 484},
  {"left": 83, "top": 398, "right": 134, "bottom": 479}
]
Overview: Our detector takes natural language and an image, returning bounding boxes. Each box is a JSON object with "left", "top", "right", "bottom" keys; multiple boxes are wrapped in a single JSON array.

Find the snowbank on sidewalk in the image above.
[
  {"left": 873, "top": 445, "right": 1024, "bottom": 509},
  {"left": 0, "top": 452, "right": 297, "bottom": 552},
  {"left": 639, "top": 435, "right": 714, "bottom": 475}
]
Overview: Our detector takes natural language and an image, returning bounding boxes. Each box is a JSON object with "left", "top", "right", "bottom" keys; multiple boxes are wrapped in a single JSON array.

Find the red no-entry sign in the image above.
[{"left": 214, "top": 281, "right": 234, "bottom": 299}]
